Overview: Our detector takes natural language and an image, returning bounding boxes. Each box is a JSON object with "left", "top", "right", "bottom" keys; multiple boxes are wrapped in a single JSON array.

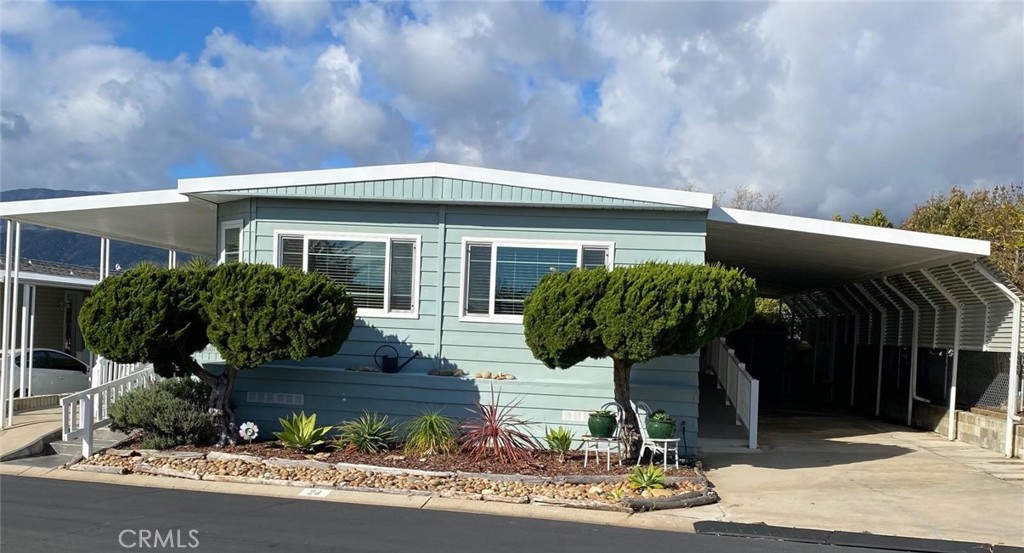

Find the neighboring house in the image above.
[
  {"left": 1, "top": 163, "right": 1020, "bottom": 456},
  {"left": 0, "top": 258, "right": 100, "bottom": 362}
]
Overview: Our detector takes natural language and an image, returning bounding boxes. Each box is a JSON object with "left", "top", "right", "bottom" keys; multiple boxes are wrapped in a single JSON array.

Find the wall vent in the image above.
[{"left": 246, "top": 392, "right": 304, "bottom": 406}]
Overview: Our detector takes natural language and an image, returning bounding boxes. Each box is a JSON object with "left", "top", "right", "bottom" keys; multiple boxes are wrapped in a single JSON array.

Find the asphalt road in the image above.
[{"left": 0, "top": 476, "right": 888, "bottom": 553}]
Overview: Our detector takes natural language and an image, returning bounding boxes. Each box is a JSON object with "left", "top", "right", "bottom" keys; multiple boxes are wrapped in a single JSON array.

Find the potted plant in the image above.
[
  {"left": 588, "top": 409, "right": 617, "bottom": 438},
  {"left": 646, "top": 410, "right": 676, "bottom": 439}
]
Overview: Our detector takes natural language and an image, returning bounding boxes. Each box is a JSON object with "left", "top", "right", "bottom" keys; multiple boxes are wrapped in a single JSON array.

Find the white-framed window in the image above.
[
  {"left": 220, "top": 220, "right": 243, "bottom": 264},
  {"left": 459, "top": 237, "right": 613, "bottom": 323},
  {"left": 274, "top": 231, "right": 421, "bottom": 318}
]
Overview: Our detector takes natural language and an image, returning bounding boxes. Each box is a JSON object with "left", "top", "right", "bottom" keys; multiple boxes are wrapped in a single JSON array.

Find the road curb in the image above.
[{"left": 0, "top": 466, "right": 703, "bottom": 533}]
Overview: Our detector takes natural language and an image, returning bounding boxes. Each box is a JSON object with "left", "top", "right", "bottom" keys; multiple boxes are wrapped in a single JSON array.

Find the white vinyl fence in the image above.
[
  {"left": 709, "top": 337, "right": 760, "bottom": 449},
  {"left": 61, "top": 361, "right": 155, "bottom": 457}
]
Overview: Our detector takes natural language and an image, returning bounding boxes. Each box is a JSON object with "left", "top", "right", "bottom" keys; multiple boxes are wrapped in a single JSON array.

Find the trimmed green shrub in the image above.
[
  {"left": 403, "top": 410, "right": 458, "bottom": 456},
  {"left": 523, "top": 262, "right": 757, "bottom": 455},
  {"left": 109, "top": 378, "right": 214, "bottom": 449},
  {"left": 273, "top": 412, "right": 334, "bottom": 451},
  {"left": 205, "top": 264, "right": 357, "bottom": 444},
  {"left": 335, "top": 412, "right": 398, "bottom": 454}
]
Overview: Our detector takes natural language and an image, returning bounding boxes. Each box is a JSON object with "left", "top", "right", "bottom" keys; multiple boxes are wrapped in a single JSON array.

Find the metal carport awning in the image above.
[
  {"left": 0, "top": 190, "right": 218, "bottom": 256},
  {"left": 706, "top": 206, "right": 1022, "bottom": 457}
]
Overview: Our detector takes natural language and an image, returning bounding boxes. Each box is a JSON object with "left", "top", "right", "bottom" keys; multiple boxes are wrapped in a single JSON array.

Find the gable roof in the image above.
[{"left": 178, "top": 162, "right": 714, "bottom": 211}]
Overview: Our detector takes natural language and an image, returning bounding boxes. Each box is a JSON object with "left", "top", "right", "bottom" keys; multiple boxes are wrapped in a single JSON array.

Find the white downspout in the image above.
[
  {"left": 0, "top": 220, "right": 11, "bottom": 429},
  {"left": 855, "top": 283, "right": 887, "bottom": 417},
  {"left": 923, "top": 268, "right": 962, "bottom": 441},
  {"left": 973, "top": 263, "right": 1022, "bottom": 457}
]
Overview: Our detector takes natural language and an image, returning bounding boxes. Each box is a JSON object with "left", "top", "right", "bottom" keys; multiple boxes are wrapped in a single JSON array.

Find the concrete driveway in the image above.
[{"left": 700, "top": 412, "right": 1024, "bottom": 546}]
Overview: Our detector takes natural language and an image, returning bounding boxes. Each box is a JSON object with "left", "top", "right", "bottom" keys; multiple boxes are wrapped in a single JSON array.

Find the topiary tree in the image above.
[
  {"left": 80, "top": 259, "right": 212, "bottom": 381},
  {"left": 524, "top": 262, "right": 757, "bottom": 456},
  {"left": 204, "top": 263, "right": 356, "bottom": 444},
  {"left": 81, "top": 261, "right": 357, "bottom": 446}
]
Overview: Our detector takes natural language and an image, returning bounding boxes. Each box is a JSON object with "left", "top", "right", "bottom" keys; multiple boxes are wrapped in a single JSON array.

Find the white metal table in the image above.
[{"left": 581, "top": 435, "right": 621, "bottom": 471}]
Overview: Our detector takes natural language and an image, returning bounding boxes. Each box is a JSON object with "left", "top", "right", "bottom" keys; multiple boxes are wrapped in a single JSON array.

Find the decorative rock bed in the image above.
[{"left": 72, "top": 449, "right": 719, "bottom": 512}]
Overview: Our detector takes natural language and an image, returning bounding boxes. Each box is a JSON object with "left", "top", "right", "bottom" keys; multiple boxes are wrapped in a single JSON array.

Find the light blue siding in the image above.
[
  {"left": 212, "top": 177, "right": 685, "bottom": 210},
  {"left": 212, "top": 196, "right": 706, "bottom": 450}
]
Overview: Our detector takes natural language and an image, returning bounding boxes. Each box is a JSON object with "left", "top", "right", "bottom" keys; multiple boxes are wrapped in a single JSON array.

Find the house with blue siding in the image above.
[
  {"left": 187, "top": 163, "right": 712, "bottom": 451},
  {"left": 6, "top": 162, "right": 1019, "bottom": 457}
]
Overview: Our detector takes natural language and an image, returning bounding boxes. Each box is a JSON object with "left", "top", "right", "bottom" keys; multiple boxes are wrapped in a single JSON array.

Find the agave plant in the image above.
[
  {"left": 273, "top": 412, "right": 333, "bottom": 451},
  {"left": 545, "top": 426, "right": 575, "bottom": 463},
  {"left": 627, "top": 464, "right": 667, "bottom": 491},
  {"left": 459, "top": 388, "right": 537, "bottom": 463}
]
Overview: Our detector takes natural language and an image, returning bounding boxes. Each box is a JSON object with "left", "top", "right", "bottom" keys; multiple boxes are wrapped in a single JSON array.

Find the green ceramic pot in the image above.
[
  {"left": 587, "top": 413, "right": 617, "bottom": 438},
  {"left": 647, "top": 419, "right": 676, "bottom": 439}
]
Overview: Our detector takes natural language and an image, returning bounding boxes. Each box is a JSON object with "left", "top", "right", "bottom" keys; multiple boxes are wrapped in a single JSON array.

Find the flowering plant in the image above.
[{"left": 238, "top": 421, "right": 259, "bottom": 443}]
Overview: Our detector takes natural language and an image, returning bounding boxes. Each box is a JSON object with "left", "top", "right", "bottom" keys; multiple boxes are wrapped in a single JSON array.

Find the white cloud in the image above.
[
  {"left": 252, "top": 0, "right": 333, "bottom": 36},
  {"left": 1, "top": 1, "right": 1020, "bottom": 222}
]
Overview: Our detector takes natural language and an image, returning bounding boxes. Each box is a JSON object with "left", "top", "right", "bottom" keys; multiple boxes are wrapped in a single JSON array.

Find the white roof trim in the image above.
[
  {"left": 178, "top": 162, "right": 714, "bottom": 210},
  {"left": 710, "top": 206, "right": 990, "bottom": 256},
  {"left": 0, "top": 273, "right": 97, "bottom": 289},
  {"left": 0, "top": 189, "right": 193, "bottom": 217}
]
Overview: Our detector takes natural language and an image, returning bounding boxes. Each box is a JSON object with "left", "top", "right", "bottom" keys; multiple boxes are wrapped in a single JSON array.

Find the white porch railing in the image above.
[
  {"left": 61, "top": 364, "right": 156, "bottom": 457},
  {"left": 710, "top": 337, "right": 760, "bottom": 449},
  {"left": 91, "top": 357, "right": 146, "bottom": 387}
]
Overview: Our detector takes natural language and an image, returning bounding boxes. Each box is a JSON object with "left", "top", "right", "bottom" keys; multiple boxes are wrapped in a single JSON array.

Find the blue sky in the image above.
[{"left": 1, "top": 1, "right": 1021, "bottom": 220}]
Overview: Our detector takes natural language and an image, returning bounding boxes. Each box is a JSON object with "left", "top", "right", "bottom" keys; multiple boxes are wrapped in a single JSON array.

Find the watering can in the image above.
[{"left": 374, "top": 345, "right": 420, "bottom": 373}]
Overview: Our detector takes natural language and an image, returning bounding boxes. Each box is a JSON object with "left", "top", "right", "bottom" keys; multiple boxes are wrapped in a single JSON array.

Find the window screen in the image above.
[
  {"left": 223, "top": 226, "right": 241, "bottom": 263},
  {"left": 389, "top": 240, "right": 416, "bottom": 312},
  {"left": 465, "top": 244, "right": 492, "bottom": 314},
  {"left": 279, "top": 236, "right": 304, "bottom": 269},
  {"left": 582, "top": 246, "right": 609, "bottom": 269}
]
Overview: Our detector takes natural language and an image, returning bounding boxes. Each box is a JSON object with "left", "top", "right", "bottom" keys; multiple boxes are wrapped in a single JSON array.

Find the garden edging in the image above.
[{"left": 71, "top": 449, "right": 719, "bottom": 513}]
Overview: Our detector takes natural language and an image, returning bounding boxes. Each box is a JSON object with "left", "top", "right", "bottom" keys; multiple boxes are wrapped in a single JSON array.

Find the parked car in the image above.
[{"left": 0, "top": 348, "right": 91, "bottom": 397}]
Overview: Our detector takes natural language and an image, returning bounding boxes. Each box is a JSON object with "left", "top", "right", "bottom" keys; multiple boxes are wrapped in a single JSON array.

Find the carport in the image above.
[{"left": 706, "top": 207, "right": 1023, "bottom": 457}]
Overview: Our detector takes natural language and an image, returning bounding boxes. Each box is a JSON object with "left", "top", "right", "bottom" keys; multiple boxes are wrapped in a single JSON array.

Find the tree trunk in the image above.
[
  {"left": 208, "top": 365, "right": 238, "bottom": 446},
  {"left": 613, "top": 357, "right": 639, "bottom": 459}
]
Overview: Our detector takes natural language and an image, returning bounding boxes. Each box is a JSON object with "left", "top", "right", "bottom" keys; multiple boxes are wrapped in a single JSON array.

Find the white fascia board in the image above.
[
  {"left": 0, "top": 189, "right": 191, "bottom": 217},
  {"left": 178, "top": 162, "right": 714, "bottom": 210},
  {"left": 0, "top": 273, "right": 97, "bottom": 289},
  {"left": 710, "top": 206, "right": 991, "bottom": 256}
]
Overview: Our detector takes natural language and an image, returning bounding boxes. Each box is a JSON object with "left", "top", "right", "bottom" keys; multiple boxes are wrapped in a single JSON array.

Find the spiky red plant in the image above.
[{"left": 459, "top": 388, "right": 537, "bottom": 463}]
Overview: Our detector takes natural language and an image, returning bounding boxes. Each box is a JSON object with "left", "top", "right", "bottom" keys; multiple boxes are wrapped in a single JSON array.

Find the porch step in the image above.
[{"left": 48, "top": 428, "right": 128, "bottom": 457}]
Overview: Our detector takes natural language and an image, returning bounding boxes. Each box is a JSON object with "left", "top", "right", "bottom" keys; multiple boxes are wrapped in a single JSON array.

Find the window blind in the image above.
[
  {"left": 223, "top": 227, "right": 241, "bottom": 263},
  {"left": 308, "top": 239, "right": 386, "bottom": 309},
  {"left": 493, "top": 246, "right": 577, "bottom": 315}
]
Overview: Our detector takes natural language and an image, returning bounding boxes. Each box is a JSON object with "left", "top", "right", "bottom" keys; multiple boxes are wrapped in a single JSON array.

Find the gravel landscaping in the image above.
[{"left": 73, "top": 448, "right": 719, "bottom": 512}]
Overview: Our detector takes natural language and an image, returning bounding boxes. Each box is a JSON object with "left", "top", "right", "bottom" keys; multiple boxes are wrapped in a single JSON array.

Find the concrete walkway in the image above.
[
  {"left": 0, "top": 407, "right": 62, "bottom": 461},
  {"left": 693, "top": 412, "right": 1024, "bottom": 546}
]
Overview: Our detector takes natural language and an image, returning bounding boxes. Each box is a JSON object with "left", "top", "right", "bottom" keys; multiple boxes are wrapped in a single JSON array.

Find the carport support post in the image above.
[
  {"left": 924, "top": 269, "right": 961, "bottom": 441},
  {"left": 832, "top": 288, "right": 863, "bottom": 408},
  {"left": 167, "top": 250, "right": 177, "bottom": 269},
  {"left": 856, "top": 283, "right": 886, "bottom": 417},
  {"left": 0, "top": 220, "right": 11, "bottom": 429},
  {"left": 6, "top": 222, "right": 21, "bottom": 425},
  {"left": 885, "top": 277, "right": 920, "bottom": 427},
  {"left": 27, "top": 285, "right": 36, "bottom": 397},
  {"left": 18, "top": 283, "right": 29, "bottom": 401},
  {"left": 974, "top": 263, "right": 1022, "bottom": 457}
]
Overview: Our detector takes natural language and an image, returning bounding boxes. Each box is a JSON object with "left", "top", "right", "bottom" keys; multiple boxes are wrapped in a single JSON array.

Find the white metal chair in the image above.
[
  {"left": 582, "top": 401, "right": 623, "bottom": 470},
  {"left": 634, "top": 401, "right": 680, "bottom": 469}
]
